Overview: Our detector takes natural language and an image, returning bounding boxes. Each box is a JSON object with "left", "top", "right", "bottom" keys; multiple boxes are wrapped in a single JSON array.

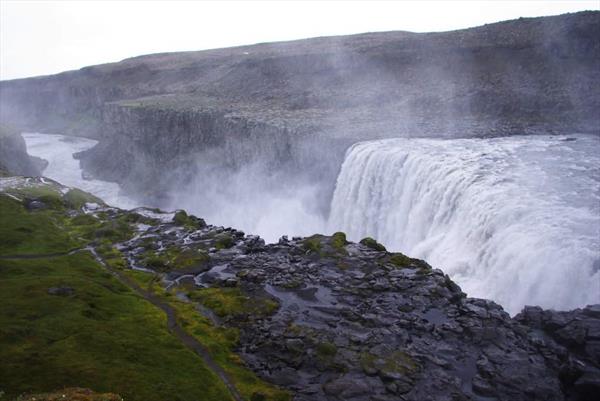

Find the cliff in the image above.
[
  {"left": 1, "top": 176, "right": 598, "bottom": 400},
  {"left": 0, "top": 126, "right": 45, "bottom": 176},
  {"left": 0, "top": 12, "right": 598, "bottom": 203}
]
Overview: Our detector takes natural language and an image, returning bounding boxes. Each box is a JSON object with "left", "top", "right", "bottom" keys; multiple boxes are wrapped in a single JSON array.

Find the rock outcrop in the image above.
[
  {"left": 117, "top": 207, "right": 600, "bottom": 401},
  {"left": 1, "top": 12, "right": 598, "bottom": 203},
  {"left": 0, "top": 126, "right": 46, "bottom": 176}
]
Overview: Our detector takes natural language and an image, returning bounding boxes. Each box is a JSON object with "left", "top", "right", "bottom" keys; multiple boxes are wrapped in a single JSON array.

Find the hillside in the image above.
[{"left": 0, "top": 12, "right": 598, "bottom": 204}]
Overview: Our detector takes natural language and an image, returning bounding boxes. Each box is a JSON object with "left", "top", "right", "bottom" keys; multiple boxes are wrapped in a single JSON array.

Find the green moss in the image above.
[
  {"left": 188, "top": 287, "right": 278, "bottom": 318},
  {"left": 302, "top": 235, "right": 323, "bottom": 253},
  {"left": 359, "top": 237, "right": 387, "bottom": 252},
  {"left": 316, "top": 342, "right": 337, "bottom": 359},
  {"left": 389, "top": 253, "right": 411, "bottom": 267},
  {"left": 173, "top": 210, "right": 206, "bottom": 230},
  {"left": 360, "top": 351, "right": 418, "bottom": 376},
  {"left": 171, "top": 248, "right": 210, "bottom": 269},
  {"left": 139, "top": 246, "right": 210, "bottom": 272},
  {"left": 387, "top": 253, "right": 431, "bottom": 271},
  {"left": 331, "top": 232, "right": 348, "bottom": 251},
  {"left": 215, "top": 233, "right": 235, "bottom": 250}
]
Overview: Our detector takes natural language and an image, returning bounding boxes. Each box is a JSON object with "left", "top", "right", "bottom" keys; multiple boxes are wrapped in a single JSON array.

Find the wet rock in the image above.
[
  {"left": 114, "top": 219, "right": 599, "bottom": 401},
  {"left": 323, "top": 376, "right": 371, "bottom": 398}
]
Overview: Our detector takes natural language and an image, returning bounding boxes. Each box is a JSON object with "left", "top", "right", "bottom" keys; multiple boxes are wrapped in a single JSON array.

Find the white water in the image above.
[
  {"left": 22, "top": 133, "right": 139, "bottom": 209},
  {"left": 22, "top": 132, "right": 600, "bottom": 313},
  {"left": 328, "top": 135, "right": 600, "bottom": 314}
]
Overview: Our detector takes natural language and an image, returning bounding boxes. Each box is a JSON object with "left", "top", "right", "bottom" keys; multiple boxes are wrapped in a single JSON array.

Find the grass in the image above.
[
  {"left": 0, "top": 195, "right": 82, "bottom": 256},
  {"left": 15, "top": 387, "right": 122, "bottom": 401},
  {"left": 1, "top": 181, "right": 289, "bottom": 401},
  {"left": 0, "top": 187, "right": 235, "bottom": 400},
  {"left": 126, "top": 272, "right": 290, "bottom": 401},
  {"left": 0, "top": 253, "right": 233, "bottom": 401}
]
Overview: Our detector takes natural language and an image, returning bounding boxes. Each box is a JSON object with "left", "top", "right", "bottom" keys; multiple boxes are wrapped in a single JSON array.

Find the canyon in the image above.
[{"left": 0, "top": 10, "right": 599, "bottom": 401}]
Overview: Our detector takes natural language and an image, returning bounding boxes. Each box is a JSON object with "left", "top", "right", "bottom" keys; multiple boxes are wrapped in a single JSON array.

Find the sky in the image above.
[{"left": 1, "top": 0, "right": 598, "bottom": 81}]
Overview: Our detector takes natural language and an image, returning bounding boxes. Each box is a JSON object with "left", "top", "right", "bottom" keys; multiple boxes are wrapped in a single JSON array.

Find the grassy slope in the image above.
[{"left": 0, "top": 194, "right": 233, "bottom": 401}]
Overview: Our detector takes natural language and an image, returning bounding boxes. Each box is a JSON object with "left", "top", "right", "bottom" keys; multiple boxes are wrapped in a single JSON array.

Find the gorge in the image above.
[{"left": 1, "top": 10, "right": 599, "bottom": 401}]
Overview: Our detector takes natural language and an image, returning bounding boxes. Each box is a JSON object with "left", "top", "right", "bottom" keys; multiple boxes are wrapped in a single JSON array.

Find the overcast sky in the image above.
[{"left": 1, "top": 0, "right": 598, "bottom": 80}]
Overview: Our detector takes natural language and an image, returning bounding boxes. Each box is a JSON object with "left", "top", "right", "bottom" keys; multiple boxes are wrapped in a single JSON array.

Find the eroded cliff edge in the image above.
[
  {"left": 1, "top": 176, "right": 598, "bottom": 401},
  {"left": 1, "top": 12, "right": 598, "bottom": 204}
]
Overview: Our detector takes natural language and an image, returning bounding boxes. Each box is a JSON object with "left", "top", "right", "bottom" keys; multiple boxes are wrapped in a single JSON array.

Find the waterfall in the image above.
[{"left": 328, "top": 135, "right": 600, "bottom": 314}]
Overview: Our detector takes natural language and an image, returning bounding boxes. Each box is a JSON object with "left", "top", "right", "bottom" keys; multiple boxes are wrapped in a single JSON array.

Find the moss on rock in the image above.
[{"left": 359, "top": 237, "right": 387, "bottom": 252}]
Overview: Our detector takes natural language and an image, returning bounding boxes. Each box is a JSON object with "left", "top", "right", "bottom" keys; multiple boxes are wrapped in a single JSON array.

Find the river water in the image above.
[{"left": 22, "top": 133, "right": 139, "bottom": 209}]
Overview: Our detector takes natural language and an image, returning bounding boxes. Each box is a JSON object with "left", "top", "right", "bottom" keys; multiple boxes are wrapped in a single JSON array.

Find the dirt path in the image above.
[{"left": 87, "top": 248, "right": 245, "bottom": 401}]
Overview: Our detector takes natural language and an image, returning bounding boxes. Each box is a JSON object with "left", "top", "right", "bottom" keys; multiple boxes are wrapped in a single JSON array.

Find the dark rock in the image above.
[{"left": 47, "top": 286, "right": 75, "bottom": 296}]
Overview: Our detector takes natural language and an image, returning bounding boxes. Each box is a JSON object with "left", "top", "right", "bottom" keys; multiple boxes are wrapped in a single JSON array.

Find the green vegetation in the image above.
[
  {"left": 0, "top": 253, "right": 233, "bottom": 401},
  {"left": 360, "top": 351, "right": 418, "bottom": 376},
  {"left": 15, "top": 387, "right": 123, "bottom": 401},
  {"left": 126, "top": 272, "right": 290, "bottom": 401},
  {"left": 0, "top": 195, "right": 82, "bottom": 256},
  {"left": 331, "top": 232, "right": 348, "bottom": 253},
  {"left": 302, "top": 233, "right": 352, "bottom": 258},
  {"left": 0, "top": 190, "right": 238, "bottom": 400},
  {"left": 316, "top": 341, "right": 337, "bottom": 361},
  {"left": 173, "top": 210, "right": 206, "bottom": 230},
  {"left": 387, "top": 252, "right": 431, "bottom": 271},
  {"left": 1, "top": 182, "right": 289, "bottom": 400},
  {"left": 63, "top": 188, "right": 104, "bottom": 210},
  {"left": 302, "top": 234, "right": 323, "bottom": 253},
  {"left": 139, "top": 246, "right": 210, "bottom": 272},
  {"left": 389, "top": 252, "right": 412, "bottom": 267},
  {"left": 215, "top": 233, "right": 236, "bottom": 250},
  {"left": 359, "top": 237, "right": 387, "bottom": 252},
  {"left": 188, "top": 287, "right": 278, "bottom": 318}
]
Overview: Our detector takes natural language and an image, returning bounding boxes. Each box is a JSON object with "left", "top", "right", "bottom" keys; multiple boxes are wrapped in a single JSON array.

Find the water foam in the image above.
[{"left": 328, "top": 135, "right": 600, "bottom": 313}]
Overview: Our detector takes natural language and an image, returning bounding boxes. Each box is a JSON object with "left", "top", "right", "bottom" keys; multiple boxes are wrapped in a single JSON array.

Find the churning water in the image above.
[{"left": 328, "top": 135, "right": 600, "bottom": 313}]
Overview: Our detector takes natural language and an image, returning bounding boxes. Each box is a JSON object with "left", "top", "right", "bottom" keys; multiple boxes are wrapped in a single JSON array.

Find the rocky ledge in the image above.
[
  {"left": 117, "top": 208, "right": 599, "bottom": 400},
  {"left": 1, "top": 177, "right": 598, "bottom": 401}
]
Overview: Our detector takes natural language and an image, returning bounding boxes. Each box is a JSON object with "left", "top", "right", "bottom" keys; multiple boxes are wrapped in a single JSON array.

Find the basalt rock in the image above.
[{"left": 117, "top": 207, "right": 600, "bottom": 401}]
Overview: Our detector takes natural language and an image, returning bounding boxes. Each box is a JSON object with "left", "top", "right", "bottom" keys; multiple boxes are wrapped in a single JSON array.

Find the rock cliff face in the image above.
[
  {"left": 0, "top": 126, "right": 45, "bottom": 176},
  {"left": 1, "top": 12, "right": 598, "bottom": 202}
]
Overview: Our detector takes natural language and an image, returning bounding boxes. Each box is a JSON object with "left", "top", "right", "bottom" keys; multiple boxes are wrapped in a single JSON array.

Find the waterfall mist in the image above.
[
  {"left": 328, "top": 134, "right": 600, "bottom": 314},
  {"left": 166, "top": 162, "right": 327, "bottom": 243}
]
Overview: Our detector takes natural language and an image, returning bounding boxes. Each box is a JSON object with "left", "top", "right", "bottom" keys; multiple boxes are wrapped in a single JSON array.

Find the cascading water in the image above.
[{"left": 328, "top": 135, "right": 600, "bottom": 314}]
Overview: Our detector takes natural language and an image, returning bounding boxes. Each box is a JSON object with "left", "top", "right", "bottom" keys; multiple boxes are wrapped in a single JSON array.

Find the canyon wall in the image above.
[{"left": 0, "top": 12, "right": 598, "bottom": 203}]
